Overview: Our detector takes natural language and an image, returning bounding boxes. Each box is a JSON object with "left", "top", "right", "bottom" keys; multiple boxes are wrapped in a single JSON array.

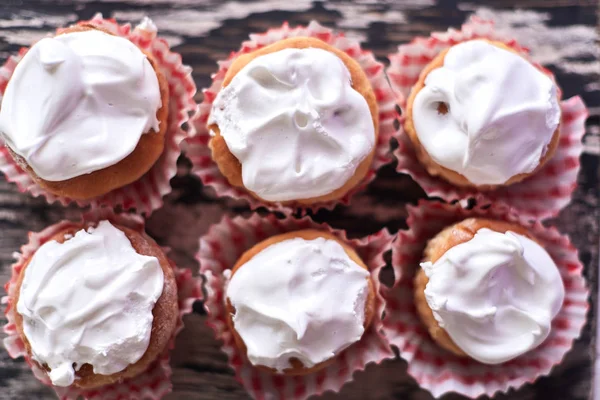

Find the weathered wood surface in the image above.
[{"left": 0, "top": 1, "right": 598, "bottom": 399}]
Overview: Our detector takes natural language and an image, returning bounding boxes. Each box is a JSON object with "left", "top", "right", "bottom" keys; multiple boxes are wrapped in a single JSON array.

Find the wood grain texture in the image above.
[{"left": 0, "top": 0, "right": 598, "bottom": 399}]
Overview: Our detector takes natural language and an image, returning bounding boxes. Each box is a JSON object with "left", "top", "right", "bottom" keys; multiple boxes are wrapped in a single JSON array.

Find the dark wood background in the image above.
[{"left": 0, "top": 1, "right": 598, "bottom": 399}]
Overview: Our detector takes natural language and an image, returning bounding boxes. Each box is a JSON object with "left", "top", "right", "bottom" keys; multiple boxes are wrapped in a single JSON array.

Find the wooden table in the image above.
[{"left": 0, "top": 1, "right": 598, "bottom": 399}]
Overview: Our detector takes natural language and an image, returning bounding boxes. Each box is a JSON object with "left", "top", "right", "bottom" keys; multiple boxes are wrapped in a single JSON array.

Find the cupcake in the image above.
[
  {"left": 13, "top": 219, "right": 178, "bottom": 389},
  {"left": 201, "top": 213, "right": 393, "bottom": 399},
  {"left": 414, "top": 217, "right": 565, "bottom": 364},
  {"left": 225, "top": 229, "right": 375, "bottom": 375},
  {"left": 208, "top": 36, "right": 379, "bottom": 205},
  {"left": 383, "top": 200, "right": 587, "bottom": 398},
  {"left": 404, "top": 39, "right": 561, "bottom": 189},
  {"left": 0, "top": 24, "right": 169, "bottom": 200}
]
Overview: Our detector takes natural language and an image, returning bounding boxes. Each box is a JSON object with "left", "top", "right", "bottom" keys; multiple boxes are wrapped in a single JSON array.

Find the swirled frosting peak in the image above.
[
  {"left": 226, "top": 236, "right": 370, "bottom": 372},
  {"left": 17, "top": 221, "right": 164, "bottom": 386},
  {"left": 0, "top": 29, "right": 162, "bottom": 181},
  {"left": 412, "top": 40, "right": 560, "bottom": 185},
  {"left": 422, "top": 228, "right": 564, "bottom": 364},
  {"left": 210, "top": 47, "right": 375, "bottom": 201}
]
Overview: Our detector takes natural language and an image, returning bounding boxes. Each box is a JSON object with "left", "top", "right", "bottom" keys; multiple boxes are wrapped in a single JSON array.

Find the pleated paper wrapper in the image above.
[
  {"left": 2, "top": 209, "right": 203, "bottom": 400},
  {"left": 198, "top": 213, "right": 395, "bottom": 399},
  {"left": 387, "top": 17, "right": 587, "bottom": 221},
  {"left": 382, "top": 199, "right": 588, "bottom": 398},
  {"left": 186, "top": 21, "right": 396, "bottom": 215},
  {"left": 0, "top": 14, "right": 197, "bottom": 215}
]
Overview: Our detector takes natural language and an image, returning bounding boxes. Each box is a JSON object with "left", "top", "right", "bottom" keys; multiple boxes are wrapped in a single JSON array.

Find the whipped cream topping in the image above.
[
  {"left": 412, "top": 40, "right": 560, "bottom": 185},
  {"left": 17, "top": 221, "right": 164, "bottom": 386},
  {"left": 422, "top": 228, "right": 564, "bottom": 364},
  {"left": 210, "top": 47, "right": 375, "bottom": 201},
  {"left": 226, "top": 236, "right": 370, "bottom": 372},
  {"left": 0, "top": 30, "right": 161, "bottom": 181}
]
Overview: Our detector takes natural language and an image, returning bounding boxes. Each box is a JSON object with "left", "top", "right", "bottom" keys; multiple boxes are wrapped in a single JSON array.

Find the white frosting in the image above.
[
  {"left": 17, "top": 221, "right": 164, "bottom": 386},
  {"left": 137, "top": 17, "right": 157, "bottom": 33},
  {"left": 210, "top": 47, "right": 375, "bottom": 201},
  {"left": 412, "top": 40, "right": 560, "bottom": 185},
  {"left": 0, "top": 30, "right": 162, "bottom": 181},
  {"left": 422, "top": 228, "right": 564, "bottom": 364},
  {"left": 226, "top": 236, "right": 370, "bottom": 372}
]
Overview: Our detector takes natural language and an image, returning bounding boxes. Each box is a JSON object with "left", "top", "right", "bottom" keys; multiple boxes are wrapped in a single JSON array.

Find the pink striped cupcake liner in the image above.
[
  {"left": 382, "top": 199, "right": 588, "bottom": 398},
  {"left": 198, "top": 213, "right": 394, "bottom": 399},
  {"left": 387, "top": 16, "right": 587, "bottom": 221},
  {"left": 186, "top": 21, "right": 396, "bottom": 214},
  {"left": 2, "top": 209, "right": 203, "bottom": 400},
  {"left": 0, "top": 14, "right": 197, "bottom": 215}
]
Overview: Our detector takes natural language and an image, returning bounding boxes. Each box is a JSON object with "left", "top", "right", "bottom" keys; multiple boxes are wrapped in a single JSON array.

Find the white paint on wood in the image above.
[
  {"left": 461, "top": 6, "right": 599, "bottom": 86},
  {"left": 324, "top": 3, "right": 406, "bottom": 29},
  {"left": 0, "top": 11, "right": 78, "bottom": 28},
  {"left": 323, "top": 0, "right": 436, "bottom": 41},
  {"left": 0, "top": 29, "right": 52, "bottom": 46},
  {"left": 113, "top": 0, "right": 313, "bottom": 40},
  {"left": 583, "top": 124, "right": 600, "bottom": 155},
  {"left": 40, "top": 0, "right": 215, "bottom": 4},
  {"left": 596, "top": 257, "right": 600, "bottom": 400},
  {"left": 0, "top": 10, "right": 77, "bottom": 45}
]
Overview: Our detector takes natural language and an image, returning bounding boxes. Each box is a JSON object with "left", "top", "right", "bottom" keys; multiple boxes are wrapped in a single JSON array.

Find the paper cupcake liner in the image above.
[
  {"left": 2, "top": 210, "right": 203, "bottom": 400},
  {"left": 0, "top": 14, "right": 197, "bottom": 216},
  {"left": 198, "top": 213, "right": 395, "bottom": 399},
  {"left": 382, "top": 199, "right": 589, "bottom": 398},
  {"left": 387, "top": 16, "right": 587, "bottom": 221},
  {"left": 186, "top": 21, "right": 396, "bottom": 214}
]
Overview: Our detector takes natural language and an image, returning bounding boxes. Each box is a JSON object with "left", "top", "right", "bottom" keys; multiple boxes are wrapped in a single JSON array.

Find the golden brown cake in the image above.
[
  {"left": 414, "top": 218, "right": 565, "bottom": 364},
  {"left": 14, "top": 221, "right": 178, "bottom": 389},
  {"left": 404, "top": 39, "right": 561, "bottom": 189},
  {"left": 0, "top": 24, "right": 169, "bottom": 200},
  {"left": 208, "top": 37, "right": 379, "bottom": 204},
  {"left": 226, "top": 229, "right": 375, "bottom": 375}
]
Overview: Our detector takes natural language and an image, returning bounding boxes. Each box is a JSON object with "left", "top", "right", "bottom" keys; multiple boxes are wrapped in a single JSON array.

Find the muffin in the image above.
[
  {"left": 404, "top": 39, "right": 561, "bottom": 189},
  {"left": 0, "top": 24, "right": 169, "bottom": 200},
  {"left": 225, "top": 229, "right": 375, "bottom": 375},
  {"left": 208, "top": 37, "right": 378, "bottom": 205},
  {"left": 414, "top": 218, "right": 565, "bottom": 364},
  {"left": 14, "top": 220, "right": 178, "bottom": 388}
]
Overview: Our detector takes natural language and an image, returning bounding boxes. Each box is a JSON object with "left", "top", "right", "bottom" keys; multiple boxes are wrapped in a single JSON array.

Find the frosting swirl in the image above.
[
  {"left": 412, "top": 40, "right": 560, "bottom": 185},
  {"left": 226, "top": 236, "right": 370, "bottom": 372},
  {"left": 421, "top": 228, "right": 564, "bottom": 364},
  {"left": 0, "top": 30, "right": 162, "bottom": 181},
  {"left": 17, "top": 221, "right": 164, "bottom": 386},
  {"left": 210, "top": 47, "right": 375, "bottom": 201}
]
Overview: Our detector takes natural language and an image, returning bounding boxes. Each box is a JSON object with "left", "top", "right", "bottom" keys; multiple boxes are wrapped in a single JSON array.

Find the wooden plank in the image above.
[{"left": 0, "top": 0, "right": 597, "bottom": 399}]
